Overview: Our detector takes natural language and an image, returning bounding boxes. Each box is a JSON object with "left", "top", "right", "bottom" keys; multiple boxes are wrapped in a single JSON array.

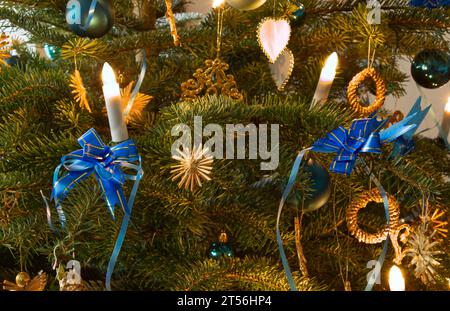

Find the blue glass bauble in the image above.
[
  {"left": 302, "top": 158, "right": 331, "bottom": 212},
  {"left": 410, "top": 0, "right": 450, "bottom": 8},
  {"left": 411, "top": 49, "right": 450, "bottom": 89},
  {"left": 66, "top": 0, "right": 113, "bottom": 38}
]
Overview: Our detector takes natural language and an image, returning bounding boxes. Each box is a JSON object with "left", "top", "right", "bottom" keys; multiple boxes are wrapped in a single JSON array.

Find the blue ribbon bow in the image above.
[
  {"left": 311, "top": 115, "right": 418, "bottom": 175},
  {"left": 49, "top": 128, "right": 143, "bottom": 291},
  {"left": 390, "top": 97, "right": 431, "bottom": 158},
  {"left": 52, "top": 128, "right": 138, "bottom": 221},
  {"left": 277, "top": 113, "right": 419, "bottom": 291}
]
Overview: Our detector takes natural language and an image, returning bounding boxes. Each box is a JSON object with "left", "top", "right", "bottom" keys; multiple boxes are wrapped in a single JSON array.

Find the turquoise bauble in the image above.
[
  {"left": 209, "top": 242, "right": 234, "bottom": 258},
  {"left": 66, "top": 0, "right": 113, "bottom": 38},
  {"left": 44, "top": 44, "right": 61, "bottom": 60}
]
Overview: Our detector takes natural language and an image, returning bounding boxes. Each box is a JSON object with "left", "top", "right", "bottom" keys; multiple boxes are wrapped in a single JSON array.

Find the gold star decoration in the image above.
[
  {"left": 69, "top": 69, "right": 91, "bottom": 113},
  {"left": 404, "top": 223, "right": 443, "bottom": 285},
  {"left": 426, "top": 208, "right": 448, "bottom": 239},
  {"left": 170, "top": 146, "right": 213, "bottom": 192},
  {"left": 3, "top": 271, "right": 47, "bottom": 291},
  {"left": 61, "top": 38, "right": 106, "bottom": 61}
]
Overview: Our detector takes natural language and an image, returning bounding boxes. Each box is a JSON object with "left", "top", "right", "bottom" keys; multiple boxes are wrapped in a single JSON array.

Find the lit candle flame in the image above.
[
  {"left": 320, "top": 52, "right": 338, "bottom": 82},
  {"left": 445, "top": 96, "right": 450, "bottom": 113},
  {"left": 102, "top": 62, "right": 121, "bottom": 99},
  {"left": 102, "top": 62, "right": 118, "bottom": 85},
  {"left": 389, "top": 265, "right": 405, "bottom": 291},
  {"left": 212, "top": 0, "right": 225, "bottom": 8}
]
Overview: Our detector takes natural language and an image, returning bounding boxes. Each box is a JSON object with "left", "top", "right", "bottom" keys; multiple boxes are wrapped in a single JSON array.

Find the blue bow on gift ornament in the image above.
[
  {"left": 310, "top": 114, "right": 419, "bottom": 175},
  {"left": 48, "top": 128, "right": 143, "bottom": 291},
  {"left": 389, "top": 97, "right": 431, "bottom": 158}
]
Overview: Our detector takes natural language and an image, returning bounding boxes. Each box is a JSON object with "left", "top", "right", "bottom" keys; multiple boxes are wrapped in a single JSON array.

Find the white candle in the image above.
[
  {"left": 311, "top": 52, "right": 338, "bottom": 108},
  {"left": 388, "top": 265, "right": 405, "bottom": 291},
  {"left": 441, "top": 97, "right": 450, "bottom": 140},
  {"left": 102, "top": 63, "right": 129, "bottom": 142}
]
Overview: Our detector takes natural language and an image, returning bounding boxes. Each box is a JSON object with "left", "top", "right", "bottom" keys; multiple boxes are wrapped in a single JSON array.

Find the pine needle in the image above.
[{"left": 69, "top": 70, "right": 91, "bottom": 113}]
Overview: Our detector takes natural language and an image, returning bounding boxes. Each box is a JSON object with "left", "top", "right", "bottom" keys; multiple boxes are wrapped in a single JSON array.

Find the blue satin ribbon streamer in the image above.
[
  {"left": 276, "top": 148, "right": 311, "bottom": 291},
  {"left": 277, "top": 114, "right": 418, "bottom": 290},
  {"left": 390, "top": 97, "right": 431, "bottom": 158},
  {"left": 124, "top": 50, "right": 148, "bottom": 119},
  {"left": 311, "top": 115, "right": 417, "bottom": 175},
  {"left": 359, "top": 159, "right": 390, "bottom": 291},
  {"left": 48, "top": 128, "right": 143, "bottom": 291},
  {"left": 81, "top": 0, "right": 98, "bottom": 31}
]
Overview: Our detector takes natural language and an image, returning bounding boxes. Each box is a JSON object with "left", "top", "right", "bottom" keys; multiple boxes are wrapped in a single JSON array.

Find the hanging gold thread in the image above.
[{"left": 294, "top": 216, "right": 309, "bottom": 278}]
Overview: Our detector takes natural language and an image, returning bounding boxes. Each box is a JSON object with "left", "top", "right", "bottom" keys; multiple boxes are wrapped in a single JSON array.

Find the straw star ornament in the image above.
[{"left": 170, "top": 146, "right": 213, "bottom": 192}]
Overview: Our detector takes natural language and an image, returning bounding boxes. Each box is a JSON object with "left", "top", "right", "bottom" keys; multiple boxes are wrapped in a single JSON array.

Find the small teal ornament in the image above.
[
  {"left": 209, "top": 231, "right": 234, "bottom": 258},
  {"left": 65, "top": 0, "right": 113, "bottom": 38},
  {"left": 290, "top": 3, "right": 305, "bottom": 27},
  {"left": 44, "top": 44, "right": 61, "bottom": 60},
  {"left": 411, "top": 49, "right": 450, "bottom": 89},
  {"left": 302, "top": 157, "right": 331, "bottom": 212}
]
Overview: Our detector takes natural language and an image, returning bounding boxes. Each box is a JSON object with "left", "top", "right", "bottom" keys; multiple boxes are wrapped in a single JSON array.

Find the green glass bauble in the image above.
[
  {"left": 226, "top": 0, "right": 267, "bottom": 11},
  {"left": 411, "top": 49, "right": 450, "bottom": 89},
  {"left": 66, "top": 0, "right": 113, "bottom": 38}
]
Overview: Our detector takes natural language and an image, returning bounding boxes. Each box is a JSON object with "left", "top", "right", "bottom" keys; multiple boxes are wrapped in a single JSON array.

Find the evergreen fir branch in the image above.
[
  {"left": 0, "top": 66, "right": 70, "bottom": 113},
  {"left": 172, "top": 257, "right": 326, "bottom": 291}
]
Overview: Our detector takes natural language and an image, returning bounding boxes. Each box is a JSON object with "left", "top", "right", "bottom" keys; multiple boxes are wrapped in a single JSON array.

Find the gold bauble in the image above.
[
  {"left": 226, "top": 0, "right": 267, "bottom": 10},
  {"left": 15, "top": 272, "right": 31, "bottom": 287}
]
